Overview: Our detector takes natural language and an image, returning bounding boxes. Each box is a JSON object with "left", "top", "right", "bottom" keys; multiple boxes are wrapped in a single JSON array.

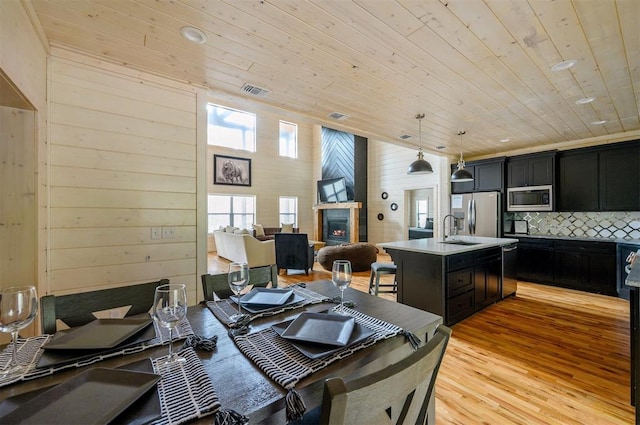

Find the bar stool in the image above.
[{"left": 368, "top": 262, "right": 397, "bottom": 295}]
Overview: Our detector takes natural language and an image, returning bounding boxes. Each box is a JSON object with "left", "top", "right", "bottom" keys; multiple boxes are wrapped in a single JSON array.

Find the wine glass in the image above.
[
  {"left": 228, "top": 262, "right": 249, "bottom": 322},
  {"left": 152, "top": 284, "right": 187, "bottom": 364},
  {"left": 0, "top": 286, "right": 38, "bottom": 377},
  {"left": 332, "top": 260, "right": 352, "bottom": 314}
]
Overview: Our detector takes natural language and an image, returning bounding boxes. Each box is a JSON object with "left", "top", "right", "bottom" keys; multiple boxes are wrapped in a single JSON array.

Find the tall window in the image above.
[
  {"left": 279, "top": 120, "right": 297, "bottom": 158},
  {"left": 416, "top": 199, "right": 429, "bottom": 228},
  {"left": 208, "top": 195, "right": 255, "bottom": 232},
  {"left": 279, "top": 196, "right": 298, "bottom": 226},
  {"left": 207, "top": 104, "right": 256, "bottom": 152}
]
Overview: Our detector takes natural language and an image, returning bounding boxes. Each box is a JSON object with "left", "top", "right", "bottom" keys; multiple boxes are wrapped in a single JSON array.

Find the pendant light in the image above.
[
  {"left": 451, "top": 130, "right": 473, "bottom": 182},
  {"left": 407, "top": 113, "right": 434, "bottom": 175}
]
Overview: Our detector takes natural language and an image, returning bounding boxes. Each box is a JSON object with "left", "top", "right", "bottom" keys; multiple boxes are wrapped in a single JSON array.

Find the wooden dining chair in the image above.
[
  {"left": 40, "top": 278, "right": 169, "bottom": 334},
  {"left": 309, "top": 324, "right": 452, "bottom": 425},
  {"left": 201, "top": 264, "right": 278, "bottom": 301}
]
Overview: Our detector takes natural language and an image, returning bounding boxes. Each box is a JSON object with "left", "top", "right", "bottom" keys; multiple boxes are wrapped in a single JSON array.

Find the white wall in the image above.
[
  {"left": 47, "top": 50, "right": 203, "bottom": 303},
  {"left": 367, "top": 139, "right": 449, "bottom": 245}
]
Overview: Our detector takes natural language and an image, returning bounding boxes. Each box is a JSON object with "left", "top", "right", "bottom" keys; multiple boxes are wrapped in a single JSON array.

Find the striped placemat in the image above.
[
  {"left": 206, "top": 285, "right": 330, "bottom": 327},
  {"left": 0, "top": 317, "right": 194, "bottom": 388}
]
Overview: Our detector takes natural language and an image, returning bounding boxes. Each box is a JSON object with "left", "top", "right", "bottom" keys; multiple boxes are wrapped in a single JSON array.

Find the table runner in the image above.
[
  {"left": 0, "top": 317, "right": 194, "bottom": 388},
  {"left": 231, "top": 305, "right": 420, "bottom": 422},
  {"left": 206, "top": 284, "right": 330, "bottom": 327}
]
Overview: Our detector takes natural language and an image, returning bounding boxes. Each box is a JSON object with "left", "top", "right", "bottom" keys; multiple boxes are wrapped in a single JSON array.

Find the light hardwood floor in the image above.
[{"left": 208, "top": 253, "right": 635, "bottom": 424}]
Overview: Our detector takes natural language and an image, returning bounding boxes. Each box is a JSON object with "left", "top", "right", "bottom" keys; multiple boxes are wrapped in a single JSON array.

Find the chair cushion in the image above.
[{"left": 317, "top": 243, "right": 378, "bottom": 272}]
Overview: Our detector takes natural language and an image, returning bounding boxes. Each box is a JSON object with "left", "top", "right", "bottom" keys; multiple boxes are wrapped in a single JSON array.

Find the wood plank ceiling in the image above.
[{"left": 29, "top": 0, "right": 639, "bottom": 159}]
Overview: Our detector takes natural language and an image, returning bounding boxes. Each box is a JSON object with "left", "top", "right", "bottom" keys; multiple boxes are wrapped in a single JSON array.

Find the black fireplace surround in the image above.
[{"left": 323, "top": 209, "right": 350, "bottom": 246}]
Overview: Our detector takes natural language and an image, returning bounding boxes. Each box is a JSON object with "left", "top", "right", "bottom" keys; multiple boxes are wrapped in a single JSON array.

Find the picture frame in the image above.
[{"left": 214, "top": 154, "right": 251, "bottom": 186}]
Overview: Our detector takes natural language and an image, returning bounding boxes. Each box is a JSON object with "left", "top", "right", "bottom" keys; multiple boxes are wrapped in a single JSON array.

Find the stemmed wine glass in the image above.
[
  {"left": 228, "top": 262, "right": 249, "bottom": 322},
  {"left": 332, "top": 260, "right": 352, "bottom": 314},
  {"left": 0, "top": 286, "right": 38, "bottom": 377},
  {"left": 152, "top": 284, "right": 187, "bottom": 364}
]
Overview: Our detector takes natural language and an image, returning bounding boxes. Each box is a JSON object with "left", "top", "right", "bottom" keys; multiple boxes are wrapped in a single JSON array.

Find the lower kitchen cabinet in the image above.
[{"left": 517, "top": 237, "right": 616, "bottom": 296}]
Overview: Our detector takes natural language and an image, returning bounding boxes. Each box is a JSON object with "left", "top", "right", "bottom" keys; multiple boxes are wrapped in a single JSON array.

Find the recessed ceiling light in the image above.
[
  {"left": 499, "top": 138, "right": 510, "bottom": 143},
  {"left": 590, "top": 120, "right": 607, "bottom": 125},
  {"left": 180, "top": 26, "right": 207, "bottom": 44},
  {"left": 551, "top": 59, "right": 578, "bottom": 71},
  {"left": 575, "top": 97, "right": 596, "bottom": 104}
]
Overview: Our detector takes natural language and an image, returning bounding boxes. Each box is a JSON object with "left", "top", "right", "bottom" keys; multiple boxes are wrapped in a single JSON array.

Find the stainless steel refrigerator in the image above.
[{"left": 450, "top": 191, "right": 501, "bottom": 237}]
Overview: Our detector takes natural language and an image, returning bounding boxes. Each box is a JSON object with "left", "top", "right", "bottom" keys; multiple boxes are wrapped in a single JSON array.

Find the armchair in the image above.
[{"left": 274, "top": 233, "right": 315, "bottom": 275}]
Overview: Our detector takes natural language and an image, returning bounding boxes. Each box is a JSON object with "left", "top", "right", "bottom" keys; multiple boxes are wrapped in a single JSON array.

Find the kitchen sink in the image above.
[{"left": 439, "top": 240, "right": 482, "bottom": 246}]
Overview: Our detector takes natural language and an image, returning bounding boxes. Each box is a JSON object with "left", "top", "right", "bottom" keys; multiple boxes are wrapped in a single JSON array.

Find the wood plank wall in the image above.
[{"left": 47, "top": 54, "right": 200, "bottom": 303}]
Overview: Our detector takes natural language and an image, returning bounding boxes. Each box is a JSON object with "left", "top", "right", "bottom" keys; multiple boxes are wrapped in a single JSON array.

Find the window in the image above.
[
  {"left": 279, "top": 120, "right": 297, "bottom": 158},
  {"left": 208, "top": 195, "right": 255, "bottom": 232},
  {"left": 279, "top": 196, "right": 298, "bottom": 226},
  {"left": 416, "top": 199, "right": 429, "bottom": 228},
  {"left": 207, "top": 104, "right": 256, "bottom": 152}
]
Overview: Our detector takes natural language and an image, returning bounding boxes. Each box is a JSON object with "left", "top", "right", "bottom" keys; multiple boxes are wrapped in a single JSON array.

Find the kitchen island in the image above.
[
  {"left": 624, "top": 249, "right": 640, "bottom": 422},
  {"left": 378, "top": 236, "right": 518, "bottom": 326}
]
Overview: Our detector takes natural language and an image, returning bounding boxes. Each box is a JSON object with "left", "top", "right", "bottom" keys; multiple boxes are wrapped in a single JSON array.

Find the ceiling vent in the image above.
[
  {"left": 241, "top": 83, "right": 271, "bottom": 97},
  {"left": 328, "top": 112, "right": 350, "bottom": 120},
  {"left": 399, "top": 134, "right": 412, "bottom": 140}
]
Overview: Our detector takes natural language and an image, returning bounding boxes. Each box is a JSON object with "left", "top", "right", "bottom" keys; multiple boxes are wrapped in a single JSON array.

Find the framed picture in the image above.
[{"left": 214, "top": 154, "right": 251, "bottom": 186}]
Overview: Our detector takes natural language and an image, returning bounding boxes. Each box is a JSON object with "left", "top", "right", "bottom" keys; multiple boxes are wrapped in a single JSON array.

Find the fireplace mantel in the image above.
[{"left": 313, "top": 202, "right": 362, "bottom": 244}]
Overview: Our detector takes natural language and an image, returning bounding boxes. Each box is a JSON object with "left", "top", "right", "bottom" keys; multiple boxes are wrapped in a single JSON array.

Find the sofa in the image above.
[
  {"left": 212, "top": 228, "right": 276, "bottom": 268},
  {"left": 252, "top": 226, "right": 299, "bottom": 241}
]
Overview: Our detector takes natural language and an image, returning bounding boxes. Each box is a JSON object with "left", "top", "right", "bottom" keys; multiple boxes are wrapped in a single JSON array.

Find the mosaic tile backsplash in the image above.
[{"left": 505, "top": 211, "right": 640, "bottom": 240}]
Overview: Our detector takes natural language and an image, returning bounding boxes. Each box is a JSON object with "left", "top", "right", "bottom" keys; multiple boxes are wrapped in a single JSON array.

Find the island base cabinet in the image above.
[{"left": 447, "top": 290, "right": 474, "bottom": 325}]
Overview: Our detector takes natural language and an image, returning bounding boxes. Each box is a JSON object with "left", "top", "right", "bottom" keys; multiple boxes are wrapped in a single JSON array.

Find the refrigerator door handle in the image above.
[
  {"left": 467, "top": 200, "right": 473, "bottom": 234},
  {"left": 471, "top": 199, "right": 477, "bottom": 234}
]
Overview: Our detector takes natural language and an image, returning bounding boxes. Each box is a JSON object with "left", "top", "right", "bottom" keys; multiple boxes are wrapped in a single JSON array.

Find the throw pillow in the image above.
[
  {"left": 253, "top": 224, "right": 265, "bottom": 237},
  {"left": 281, "top": 223, "right": 294, "bottom": 233}
]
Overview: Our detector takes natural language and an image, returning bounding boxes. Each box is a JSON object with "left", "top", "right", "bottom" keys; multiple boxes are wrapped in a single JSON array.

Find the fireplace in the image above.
[{"left": 323, "top": 209, "right": 350, "bottom": 246}]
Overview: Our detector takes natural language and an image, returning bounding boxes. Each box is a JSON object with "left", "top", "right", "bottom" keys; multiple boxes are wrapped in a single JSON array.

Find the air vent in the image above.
[
  {"left": 241, "top": 83, "right": 271, "bottom": 97},
  {"left": 328, "top": 112, "right": 350, "bottom": 120},
  {"left": 399, "top": 134, "right": 412, "bottom": 140}
]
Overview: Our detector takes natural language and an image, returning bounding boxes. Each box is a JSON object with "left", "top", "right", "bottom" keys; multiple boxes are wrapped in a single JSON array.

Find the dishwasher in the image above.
[{"left": 502, "top": 243, "right": 518, "bottom": 298}]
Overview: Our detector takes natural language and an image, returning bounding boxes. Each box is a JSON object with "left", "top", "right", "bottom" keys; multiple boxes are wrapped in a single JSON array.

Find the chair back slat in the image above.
[{"left": 201, "top": 264, "right": 277, "bottom": 301}]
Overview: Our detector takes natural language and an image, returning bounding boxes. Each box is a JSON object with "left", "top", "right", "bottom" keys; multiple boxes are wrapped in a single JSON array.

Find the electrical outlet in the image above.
[
  {"left": 151, "top": 227, "right": 161, "bottom": 239},
  {"left": 162, "top": 227, "right": 175, "bottom": 239}
]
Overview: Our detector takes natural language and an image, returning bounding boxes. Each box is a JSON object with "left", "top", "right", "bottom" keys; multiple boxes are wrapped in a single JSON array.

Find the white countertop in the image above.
[
  {"left": 504, "top": 233, "right": 640, "bottom": 246},
  {"left": 377, "top": 236, "right": 519, "bottom": 256}
]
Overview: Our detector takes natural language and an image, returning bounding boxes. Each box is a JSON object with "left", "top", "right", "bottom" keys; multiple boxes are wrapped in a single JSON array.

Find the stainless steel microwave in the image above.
[{"left": 507, "top": 185, "right": 553, "bottom": 212}]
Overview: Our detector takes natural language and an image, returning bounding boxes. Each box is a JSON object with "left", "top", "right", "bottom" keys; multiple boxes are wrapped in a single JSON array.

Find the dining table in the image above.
[{"left": 0, "top": 279, "right": 442, "bottom": 424}]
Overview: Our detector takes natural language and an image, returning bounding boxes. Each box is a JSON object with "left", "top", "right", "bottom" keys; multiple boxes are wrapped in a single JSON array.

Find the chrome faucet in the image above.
[{"left": 442, "top": 214, "right": 458, "bottom": 241}]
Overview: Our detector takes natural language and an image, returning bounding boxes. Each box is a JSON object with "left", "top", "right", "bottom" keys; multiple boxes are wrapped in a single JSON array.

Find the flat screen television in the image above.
[{"left": 317, "top": 177, "right": 349, "bottom": 203}]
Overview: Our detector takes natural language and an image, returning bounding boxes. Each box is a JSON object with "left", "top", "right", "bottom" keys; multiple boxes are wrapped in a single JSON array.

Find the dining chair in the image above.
[
  {"left": 201, "top": 264, "right": 278, "bottom": 301},
  {"left": 40, "top": 278, "right": 169, "bottom": 334},
  {"left": 302, "top": 324, "right": 451, "bottom": 425}
]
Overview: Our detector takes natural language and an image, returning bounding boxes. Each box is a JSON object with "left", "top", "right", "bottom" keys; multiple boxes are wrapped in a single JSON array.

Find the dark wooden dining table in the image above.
[{"left": 0, "top": 279, "right": 443, "bottom": 424}]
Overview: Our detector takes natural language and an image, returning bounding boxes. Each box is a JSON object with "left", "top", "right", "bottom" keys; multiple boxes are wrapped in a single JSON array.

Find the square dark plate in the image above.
[
  {"left": 280, "top": 312, "right": 355, "bottom": 347},
  {"left": 237, "top": 288, "right": 294, "bottom": 306},
  {"left": 0, "top": 368, "right": 160, "bottom": 425},
  {"left": 43, "top": 317, "right": 153, "bottom": 351},
  {"left": 36, "top": 323, "right": 156, "bottom": 369},
  {"left": 0, "top": 359, "right": 161, "bottom": 425},
  {"left": 230, "top": 293, "right": 305, "bottom": 314},
  {"left": 272, "top": 319, "right": 376, "bottom": 359}
]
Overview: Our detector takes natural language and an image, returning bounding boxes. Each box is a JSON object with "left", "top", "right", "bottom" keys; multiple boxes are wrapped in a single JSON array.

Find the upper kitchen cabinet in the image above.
[
  {"left": 507, "top": 151, "right": 555, "bottom": 188},
  {"left": 558, "top": 140, "right": 640, "bottom": 211},
  {"left": 599, "top": 142, "right": 640, "bottom": 211},
  {"left": 451, "top": 157, "right": 505, "bottom": 194},
  {"left": 557, "top": 150, "right": 599, "bottom": 211}
]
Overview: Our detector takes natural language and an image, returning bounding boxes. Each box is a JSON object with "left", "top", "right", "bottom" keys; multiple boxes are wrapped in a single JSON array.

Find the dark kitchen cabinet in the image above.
[
  {"left": 557, "top": 150, "right": 599, "bottom": 211},
  {"left": 553, "top": 240, "right": 616, "bottom": 295},
  {"left": 599, "top": 143, "right": 640, "bottom": 211},
  {"left": 557, "top": 140, "right": 640, "bottom": 212},
  {"left": 474, "top": 250, "right": 501, "bottom": 309},
  {"left": 451, "top": 158, "right": 505, "bottom": 194},
  {"left": 507, "top": 152, "right": 555, "bottom": 188},
  {"left": 517, "top": 238, "right": 554, "bottom": 284}
]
